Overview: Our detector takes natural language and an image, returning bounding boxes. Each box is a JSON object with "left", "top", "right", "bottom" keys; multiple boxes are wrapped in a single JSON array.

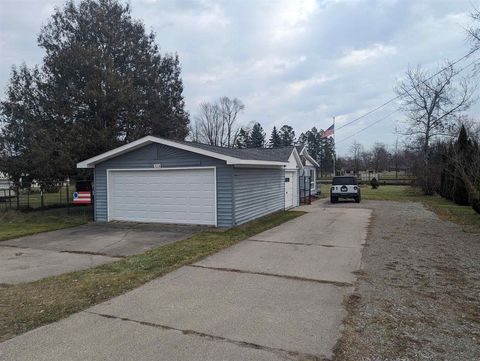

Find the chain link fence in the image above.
[{"left": 299, "top": 175, "right": 312, "bottom": 205}]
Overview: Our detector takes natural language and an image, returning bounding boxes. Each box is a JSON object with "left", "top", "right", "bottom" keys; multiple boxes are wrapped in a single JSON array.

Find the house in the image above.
[
  {"left": 77, "top": 136, "right": 318, "bottom": 227},
  {"left": 0, "top": 173, "right": 11, "bottom": 190},
  {"left": 296, "top": 145, "right": 320, "bottom": 195}
]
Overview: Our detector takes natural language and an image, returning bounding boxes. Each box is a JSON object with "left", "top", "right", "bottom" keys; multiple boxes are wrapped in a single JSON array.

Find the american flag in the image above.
[
  {"left": 321, "top": 124, "right": 334, "bottom": 139},
  {"left": 73, "top": 191, "right": 92, "bottom": 205}
]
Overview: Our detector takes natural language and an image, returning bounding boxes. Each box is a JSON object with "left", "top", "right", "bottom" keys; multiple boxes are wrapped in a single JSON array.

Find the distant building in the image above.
[{"left": 0, "top": 173, "right": 11, "bottom": 190}]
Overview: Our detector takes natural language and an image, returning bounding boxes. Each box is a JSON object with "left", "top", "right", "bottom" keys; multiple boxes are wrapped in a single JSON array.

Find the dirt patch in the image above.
[{"left": 332, "top": 201, "right": 480, "bottom": 361}]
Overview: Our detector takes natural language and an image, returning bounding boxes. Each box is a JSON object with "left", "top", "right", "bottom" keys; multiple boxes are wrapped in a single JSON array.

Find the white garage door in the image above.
[{"left": 108, "top": 168, "right": 216, "bottom": 225}]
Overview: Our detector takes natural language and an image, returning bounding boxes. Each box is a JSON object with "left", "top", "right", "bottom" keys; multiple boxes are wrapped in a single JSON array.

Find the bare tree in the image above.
[
  {"left": 190, "top": 97, "right": 245, "bottom": 147},
  {"left": 196, "top": 102, "right": 222, "bottom": 146},
  {"left": 360, "top": 150, "right": 372, "bottom": 170},
  {"left": 188, "top": 118, "right": 201, "bottom": 143},
  {"left": 467, "top": 7, "right": 480, "bottom": 53},
  {"left": 350, "top": 141, "right": 363, "bottom": 175},
  {"left": 218, "top": 97, "right": 245, "bottom": 147},
  {"left": 371, "top": 142, "right": 390, "bottom": 172},
  {"left": 395, "top": 63, "right": 473, "bottom": 193}
]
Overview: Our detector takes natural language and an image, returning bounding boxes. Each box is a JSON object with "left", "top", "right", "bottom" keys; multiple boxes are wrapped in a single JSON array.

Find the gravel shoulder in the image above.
[{"left": 331, "top": 200, "right": 480, "bottom": 361}]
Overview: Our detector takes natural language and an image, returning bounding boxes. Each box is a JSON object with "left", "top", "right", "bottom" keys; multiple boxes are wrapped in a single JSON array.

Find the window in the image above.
[
  {"left": 285, "top": 177, "right": 290, "bottom": 182},
  {"left": 332, "top": 177, "right": 358, "bottom": 185}
]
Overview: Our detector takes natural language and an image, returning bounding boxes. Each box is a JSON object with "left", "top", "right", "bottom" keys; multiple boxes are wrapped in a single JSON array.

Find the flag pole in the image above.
[{"left": 332, "top": 116, "right": 336, "bottom": 176}]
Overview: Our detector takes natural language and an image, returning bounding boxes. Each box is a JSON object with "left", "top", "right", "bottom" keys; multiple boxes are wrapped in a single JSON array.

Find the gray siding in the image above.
[
  {"left": 94, "top": 143, "right": 234, "bottom": 227},
  {"left": 233, "top": 167, "right": 285, "bottom": 225}
]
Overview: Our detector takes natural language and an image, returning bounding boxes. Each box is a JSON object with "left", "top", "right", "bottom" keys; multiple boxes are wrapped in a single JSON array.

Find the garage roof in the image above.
[
  {"left": 77, "top": 136, "right": 297, "bottom": 168},
  {"left": 170, "top": 139, "right": 295, "bottom": 162}
]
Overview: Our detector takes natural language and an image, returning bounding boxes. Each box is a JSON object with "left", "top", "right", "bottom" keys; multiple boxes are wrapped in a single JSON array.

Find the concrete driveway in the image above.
[
  {"left": 0, "top": 223, "right": 204, "bottom": 284},
  {"left": 0, "top": 204, "right": 371, "bottom": 360}
]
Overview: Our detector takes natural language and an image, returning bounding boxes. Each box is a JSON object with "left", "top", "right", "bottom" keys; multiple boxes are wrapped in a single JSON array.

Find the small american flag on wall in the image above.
[
  {"left": 73, "top": 191, "right": 92, "bottom": 205},
  {"left": 321, "top": 124, "right": 334, "bottom": 138}
]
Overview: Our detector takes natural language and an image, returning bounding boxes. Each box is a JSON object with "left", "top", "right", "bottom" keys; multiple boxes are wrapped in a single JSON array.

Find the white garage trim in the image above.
[
  {"left": 77, "top": 136, "right": 288, "bottom": 168},
  {"left": 106, "top": 167, "right": 217, "bottom": 226}
]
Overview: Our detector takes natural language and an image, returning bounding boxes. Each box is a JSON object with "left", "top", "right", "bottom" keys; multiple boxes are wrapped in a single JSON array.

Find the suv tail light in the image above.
[
  {"left": 354, "top": 186, "right": 358, "bottom": 190},
  {"left": 331, "top": 186, "right": 335, "bottom": 191}
]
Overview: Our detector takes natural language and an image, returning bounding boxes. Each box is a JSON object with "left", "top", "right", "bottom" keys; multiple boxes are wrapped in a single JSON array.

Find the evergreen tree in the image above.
[
  {"left": 453, "top": 125, "right": 472, "bottom": 205},
  {"left": 269, "top": 126, "right": 282, "bottom": 148},
  {"left": 439, "top": 125, "right": 477, "bottom": 208},
  {"left": 279, "top": 125, "right": 295, "bottom": 146},
  {"left": 0, "top": 0, "right": 189, "bottom": 186},
  {"left": 299, "top": 127, "right": 335, "bottom": 176},
  {"left": 235, "top": 128, "right": 250, "bottom": 149},
  {"left": 248, "top": 123, "right": 266, "bottom": 148}
]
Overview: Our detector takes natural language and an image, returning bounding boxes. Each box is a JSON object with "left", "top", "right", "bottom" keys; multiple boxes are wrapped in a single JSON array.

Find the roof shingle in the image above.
[{"left": 170, "top": 139, "right": 295, "bottom": 162}]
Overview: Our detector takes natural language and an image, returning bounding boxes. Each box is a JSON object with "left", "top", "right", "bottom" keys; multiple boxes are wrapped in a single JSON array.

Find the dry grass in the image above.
[{"left": 321, "top": 183, "right": 480, "bottom": 231}]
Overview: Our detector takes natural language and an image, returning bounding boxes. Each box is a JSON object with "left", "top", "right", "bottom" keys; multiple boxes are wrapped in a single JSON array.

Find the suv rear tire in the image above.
[
  {"left": 354, "top": 196, "right": 361, "bottom": 203},
  {"left": 330, "top": 196, "right": 338, "bottom": 203}
]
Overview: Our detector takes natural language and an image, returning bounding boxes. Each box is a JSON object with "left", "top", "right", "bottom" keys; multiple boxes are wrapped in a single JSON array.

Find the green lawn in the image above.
[
  {"left": 319, "top": 183, "right": 480, "bottom": 231},
  {"left": 0, "top": 210, "right": 304, "bottom": 342},
  {"left": 360, "top": 185, "right": 421, "bottom": 201},
  {"left": 0, "top": 207, "right": 92, "bottom": 241},
  {"left": 0, "top": 186, "right": 77, "bottom": 210}
]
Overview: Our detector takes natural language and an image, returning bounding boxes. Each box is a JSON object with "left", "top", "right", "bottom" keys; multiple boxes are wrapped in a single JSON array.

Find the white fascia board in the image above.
[
  {"left": 77, "top": 136, "right": 156, "bottom": 168},
  {"left": 234, "top": 164, "right": 286, "bottom": 169},
  {"left": 292, "top": 148, "right": 304, "bottom": 169},
  {"left": 77, "top": 135, "right": 288, "bottom": 168},
  {"left": 303, "top": 150, "right": 320, "bottom": 167}
]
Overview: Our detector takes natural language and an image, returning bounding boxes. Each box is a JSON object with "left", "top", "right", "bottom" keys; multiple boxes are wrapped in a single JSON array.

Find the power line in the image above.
[
  {"left": 335, "top": 48, "right": 478, "bottom": 132},
  {"left": 336, "top": 110, "right": 398, "bottom": 144},
  {"left": 334, "top": 57, "right": 478, "bottom": 143}
]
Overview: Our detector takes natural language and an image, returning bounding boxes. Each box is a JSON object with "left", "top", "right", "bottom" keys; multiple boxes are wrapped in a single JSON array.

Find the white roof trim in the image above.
[
  {"left": 302, "top": 151, "right": 320, "bottom": 167},
  {"left": 77, "top": 136, "right": 288, "bottom": 168},
  {"left": 297, "top": 147, "right": 320, "bottom": 168},
  {"left": 291, "top": 148, "right": 304, "bottom": 170}
]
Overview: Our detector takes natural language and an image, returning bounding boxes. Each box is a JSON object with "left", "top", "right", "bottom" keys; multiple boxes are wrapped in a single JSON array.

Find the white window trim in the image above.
[{"left": 106, "top": 166, "right": 217, "bottom": 227}]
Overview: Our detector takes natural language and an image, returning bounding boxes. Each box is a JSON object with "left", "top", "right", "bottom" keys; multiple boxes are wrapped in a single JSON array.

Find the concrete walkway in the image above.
[{"left": 0, "top": 204, "right": 371, "bottom": 361}]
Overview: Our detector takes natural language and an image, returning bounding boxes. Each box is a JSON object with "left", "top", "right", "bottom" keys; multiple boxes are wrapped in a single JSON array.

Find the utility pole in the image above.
[
  {"left": 332, "top": 116, "right": 336, "bottom": 177},
  {"left": 394, "top": 126, "right": 399, "bottom": 179}
]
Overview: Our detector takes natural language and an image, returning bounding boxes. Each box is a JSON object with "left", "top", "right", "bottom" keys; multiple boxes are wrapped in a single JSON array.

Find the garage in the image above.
[
  {"left": 78, "top": 136, "right": 318, "bottom": 227},
  {"left": 108, "top": 168, "right": 216, "bottom": 225}
]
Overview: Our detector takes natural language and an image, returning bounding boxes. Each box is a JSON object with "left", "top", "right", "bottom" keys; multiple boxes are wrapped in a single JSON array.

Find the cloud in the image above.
[
  {"left": 287, "top": 74, "right": 338, "bottom": 94},
  {"left": 0, "top": 0, "right": 479, "bottom": 155},
  {"left": 270, "top": 0, "right": 319, "bottom": 41},
  {"left": 338, "top": 43, "right": 397, "bottom": 67}
]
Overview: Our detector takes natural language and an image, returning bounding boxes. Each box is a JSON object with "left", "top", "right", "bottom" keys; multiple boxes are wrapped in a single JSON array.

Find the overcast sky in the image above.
[{"left": 0, "top": 0, "right": 478, "bottom": 154}]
